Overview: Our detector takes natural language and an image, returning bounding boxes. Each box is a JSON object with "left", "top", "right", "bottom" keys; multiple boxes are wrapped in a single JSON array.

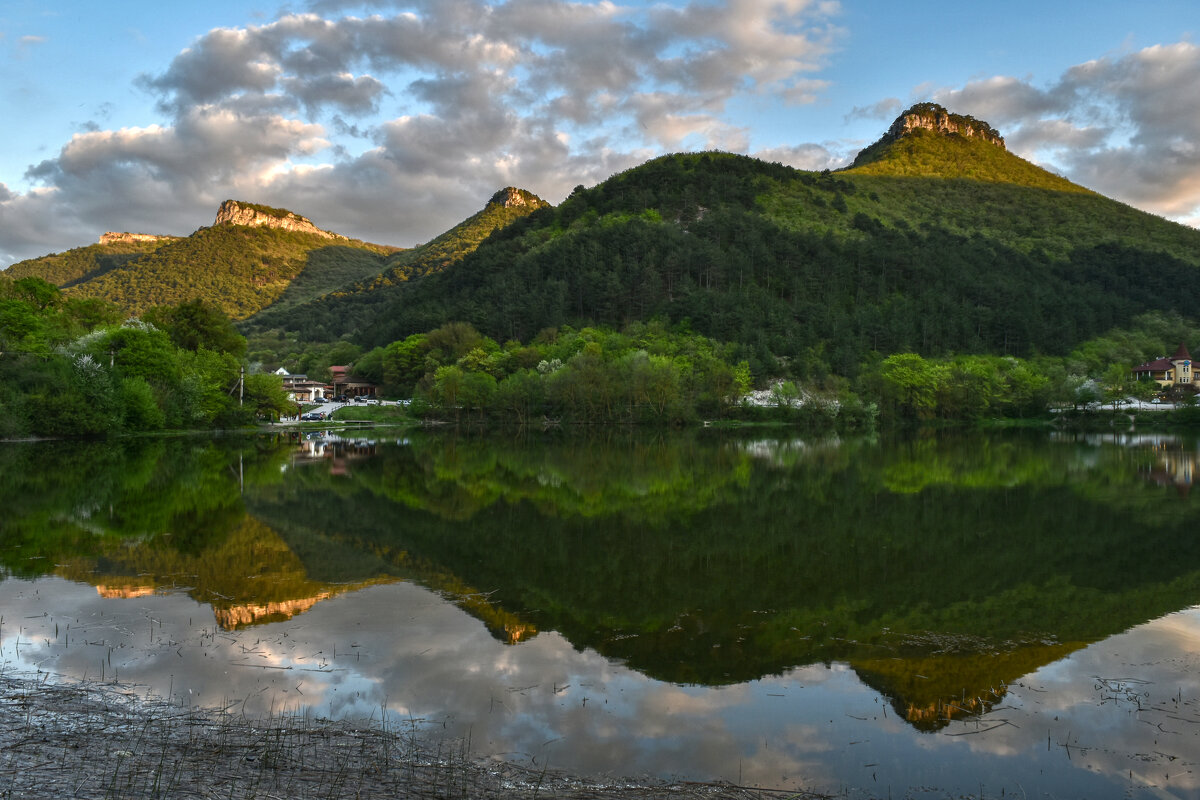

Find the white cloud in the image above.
[
  {"left": 752, "top": 142, "right": 846, "bottom": 171},
  {"left": 1, "top": 1, "right": 845, "bottom": 265},
  {"left": 930, "top": 41, "right": 1200, "bottom": 223}
]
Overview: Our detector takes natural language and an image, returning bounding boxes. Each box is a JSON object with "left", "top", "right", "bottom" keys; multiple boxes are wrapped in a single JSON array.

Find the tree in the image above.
[
  {"left": 144, "top": 299, "right": 247, "bottom": 357},
  {"left": 243, "top": 373, "right": 293, "bottom": 422},
  {"left": 383, "top": 334, "right": 430, "bottom": 393},
  {"left": 11, "top": 277, "right": 62, "bottom": 311},
  {"left": 877, "top": 353, "right": 947, "bottom": 419}
]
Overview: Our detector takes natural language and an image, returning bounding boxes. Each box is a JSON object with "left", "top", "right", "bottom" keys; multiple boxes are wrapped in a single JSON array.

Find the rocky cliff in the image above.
[
  {"left": 98, "top": 232, "right": 179, "bottom": 245},
  {"left": 214, "top": 199, "right": 346, "bottom": 239},
  {"left": 490, "top": 186, "right": 549, "bottom": 210},
  {"left": 882, "top": 102, "right": 1005, "bottom": 149}
]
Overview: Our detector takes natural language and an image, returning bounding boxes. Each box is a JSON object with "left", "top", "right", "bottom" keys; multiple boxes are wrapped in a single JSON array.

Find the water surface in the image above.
[{"left": 2, "top": 429, "right": 1199, "bottom": 797}]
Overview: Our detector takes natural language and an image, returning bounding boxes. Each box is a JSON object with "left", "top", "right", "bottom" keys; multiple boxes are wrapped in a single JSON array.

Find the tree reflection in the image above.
[{"left": 5, "top": 428, "right": 1200, "bottom": 731}]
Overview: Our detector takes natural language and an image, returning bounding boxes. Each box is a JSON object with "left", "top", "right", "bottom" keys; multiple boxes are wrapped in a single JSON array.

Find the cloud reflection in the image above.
[{"left": 2, "top": 577, "right": 1198, "bottom": 797}]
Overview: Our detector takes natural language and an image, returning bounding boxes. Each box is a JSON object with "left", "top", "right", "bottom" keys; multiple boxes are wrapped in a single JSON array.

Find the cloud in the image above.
[
  {"left": 752, "top": 142, "right": 846, "bottom": 171},
  {"left": 930, "top": 41, "right": 1200, "bottom": 221},
  {"left": 1, "top": 1, "right": 845, "bottom": 265},
  {"left": 845, "top": 98, "right": 902, "bottom": 123}
]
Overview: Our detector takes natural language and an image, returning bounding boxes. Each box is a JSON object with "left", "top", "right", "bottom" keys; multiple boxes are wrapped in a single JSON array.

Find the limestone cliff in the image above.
[
  {"left": 883, "top": 102, "right": 1005, "bottom": 149},
  {"left": 489, "top": 186, "right": 549, "bottom": 210},
  {"left": 845, "top": 102, "right": 1054, "bottom": 179},
  {"left": 98, "top": 232, "right": 180, "bottom": 246},
  {"left": 214, "top": 199, "right": 346, "bottom": 240}
]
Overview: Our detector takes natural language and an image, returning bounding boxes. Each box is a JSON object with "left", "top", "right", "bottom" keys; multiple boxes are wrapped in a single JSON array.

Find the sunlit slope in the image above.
[
  {"left": 4, "top": 237, "right": 176, "bottom": 286},
  {"left": 65, "top": 225, "right": 392, "bottom": 319},
  {"left": 7, "top": 203, "right": 397, "bottom": 320}
]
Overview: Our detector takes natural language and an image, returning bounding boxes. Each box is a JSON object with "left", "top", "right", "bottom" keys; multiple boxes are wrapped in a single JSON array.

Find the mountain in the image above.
[
  {"left": 846, "top": 102, "right": 1086, "bottom": 192},
  {"left": 254, "top": 104, "right": 1200, "bottom": 373},
  {"left": 4, "top": 233, "right": 180, "bottom": 287},
  {"left": 241, "top": 187, "right": 549, "bottom": 338},
  {"left": 6, "top": 200, "right": 396, "bottom": 320}
]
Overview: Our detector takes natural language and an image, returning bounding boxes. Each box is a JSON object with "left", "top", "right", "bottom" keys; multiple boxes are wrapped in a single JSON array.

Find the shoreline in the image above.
[{"left": 0, "top": 670, "right": 828, "bottom": 799}]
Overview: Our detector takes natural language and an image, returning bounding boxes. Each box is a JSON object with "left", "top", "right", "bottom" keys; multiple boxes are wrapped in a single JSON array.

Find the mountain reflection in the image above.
[{"left": 3, "top": 428, "right": 1200, "bottom": 732}]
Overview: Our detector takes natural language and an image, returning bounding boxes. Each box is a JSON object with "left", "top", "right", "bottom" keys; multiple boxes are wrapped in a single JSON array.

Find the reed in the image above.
[{"left": 0, "top": 671, "right": 830, "bottom": 799}]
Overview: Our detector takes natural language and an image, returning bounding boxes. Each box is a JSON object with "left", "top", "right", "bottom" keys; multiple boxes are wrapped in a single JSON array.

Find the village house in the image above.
[
  {"left": 329, "top": 365, "right": 378, "bottom": 399},
  {"left": 276, "top": 369, "right": 329, "bottom": 403},
  {"left": 1132, "top": 343, "right": 1196, "bottom": 389}
]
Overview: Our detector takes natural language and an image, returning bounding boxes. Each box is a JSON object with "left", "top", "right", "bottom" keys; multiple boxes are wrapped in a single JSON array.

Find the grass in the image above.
[
  {"left": 0, "top": 670, "right": 820, "bottom": 799},
  {"left": 331, "top": 404, "right": 412, "bottom": 422}
]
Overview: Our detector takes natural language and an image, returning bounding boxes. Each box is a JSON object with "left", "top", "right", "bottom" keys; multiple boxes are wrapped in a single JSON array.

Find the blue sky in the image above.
[{"left": 1, "top": 1, "right": 1198, "bottom": 266}]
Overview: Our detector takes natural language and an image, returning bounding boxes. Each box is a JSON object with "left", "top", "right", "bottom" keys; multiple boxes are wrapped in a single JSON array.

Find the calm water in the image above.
[{"left": 2, "top": 428, "right": 1200, "bottom": 798}]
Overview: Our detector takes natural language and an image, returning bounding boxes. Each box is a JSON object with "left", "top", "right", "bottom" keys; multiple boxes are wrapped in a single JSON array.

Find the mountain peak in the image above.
[
  {"left": 884, "top": 103, "right": 1005, "bottom": 150},
  {"left": 845, "top": 103, "right": 1086, "bottom": 193},
  {"left": 488, "top": 187, "right": 548, "bottom": 210},
  {"left": 214, "top": 199, "right": 345, "bottom": 240}
]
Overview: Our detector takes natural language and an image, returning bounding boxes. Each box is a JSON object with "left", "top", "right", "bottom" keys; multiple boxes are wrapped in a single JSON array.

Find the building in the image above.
[
  {"left": 329, "top": 365, "right": 378, "bottom": 399},
  {"left": 1132, "top": 343, "right": 1195, "bottom": 388},
  {"left": 277, "top": 370, "right": 329, "bottom": 403}
]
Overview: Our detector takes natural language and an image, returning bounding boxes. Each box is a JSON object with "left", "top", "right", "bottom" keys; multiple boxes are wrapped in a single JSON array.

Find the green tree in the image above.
[
  {"left": 144, "top": 299, "right": 248, "bottom": 357},
  {"left": 877, "top": 353, "right": 947, "bottom": 419},
  {"left": 243, "top": 373, "right": 294, "bottom": 422}
]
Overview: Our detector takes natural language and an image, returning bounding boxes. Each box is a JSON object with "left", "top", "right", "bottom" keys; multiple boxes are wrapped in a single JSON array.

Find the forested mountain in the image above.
[
  {"left": 6, "top": 202, "right": 395, "bottom": 320},
  {"left": 4, "top": 235, "right": 178, "bottom": 287},
  {"left": 241, "top": 187, "right": 548, "bottom": 339},
  {"left": 243, "top": 104, "right": 1200, "bottom": 378}
]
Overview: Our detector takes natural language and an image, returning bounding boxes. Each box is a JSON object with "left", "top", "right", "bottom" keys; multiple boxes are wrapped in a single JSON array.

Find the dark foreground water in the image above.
[{"left": 2, "top": 428, "right": 1199, "bottom": 798}]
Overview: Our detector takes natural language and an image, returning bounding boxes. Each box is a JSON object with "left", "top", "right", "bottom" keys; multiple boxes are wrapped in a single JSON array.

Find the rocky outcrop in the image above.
[
  {"left": 213, "top": 199, "right": 345, "bottom": 239},
  {"left": 98, "top": 232, "right": 179, "bottom": 246},
  {"left": 490, "top": 186, "right": 548, "bottom": 210},
  {"left": 884, "top": 103, "right": 1005, "bottom": 149}
]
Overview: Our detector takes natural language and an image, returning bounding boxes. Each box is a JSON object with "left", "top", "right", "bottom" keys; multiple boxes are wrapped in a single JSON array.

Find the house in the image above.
[
  {"left": 277, "top": 370, "right": 329, "bottom": 403},
  {"left": 329, "top": 365, "right": 377, "bottom": 399},
  {"left": 1132, "top": 343, "right": 1195, "bottom": 388}
]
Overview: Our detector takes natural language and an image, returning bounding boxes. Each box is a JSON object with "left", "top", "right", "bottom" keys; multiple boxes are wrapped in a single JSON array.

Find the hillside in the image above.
[
  {"left": 251, "top": 104, "right": 1200, "bottom": 375},
  {"left": 241, "top": 187, "right": 549, "bottom": 337},
  {"left": 8, "top": 201, "right": 395, "bottom": 320},
  {"left": 846, "top": 102, "right": 1087, "bottom": 192},
  {"left": 4, "top": 235, "right": 178, "bottom": 287}
]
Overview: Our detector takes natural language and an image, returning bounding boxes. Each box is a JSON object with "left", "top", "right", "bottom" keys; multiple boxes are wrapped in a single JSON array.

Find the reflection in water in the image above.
[{"left": 2, "top": 429, "right": 1200, "bottom": 797}]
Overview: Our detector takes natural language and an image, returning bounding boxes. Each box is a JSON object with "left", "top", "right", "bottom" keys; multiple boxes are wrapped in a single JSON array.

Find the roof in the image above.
[
  {"left": 1133, "top": 357, "right": 1175, "bottom": 373},
  {"left": 1173, "top": 342, "right": 1194, "bottom": 361}
]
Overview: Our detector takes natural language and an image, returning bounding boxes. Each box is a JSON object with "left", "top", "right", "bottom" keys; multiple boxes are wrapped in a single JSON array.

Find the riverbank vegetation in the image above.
[
  {"left": 0, "top": 276, "right": 291, "bottom": 437},
  {"left": 7, "top": 271, "right": 1200, "bottom": 437}
]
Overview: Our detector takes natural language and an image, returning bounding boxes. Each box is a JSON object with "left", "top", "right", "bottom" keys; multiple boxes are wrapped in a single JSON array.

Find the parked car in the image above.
[
  {"left": 354, "top": 395, "right": 368, "bottom": 403},
  {"left": 301, "top": 411, "right": 326, "bottom": 420}
]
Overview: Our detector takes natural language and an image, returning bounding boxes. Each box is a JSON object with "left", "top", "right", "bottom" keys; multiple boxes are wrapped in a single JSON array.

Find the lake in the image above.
[{"left": 2, "top": 427, "right": 1199, "bottom": 798}]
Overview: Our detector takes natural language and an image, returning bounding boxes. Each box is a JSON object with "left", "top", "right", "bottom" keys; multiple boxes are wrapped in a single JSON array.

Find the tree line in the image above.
[{"left": 0, "top": 276, "right": 292, "bottom": 437}]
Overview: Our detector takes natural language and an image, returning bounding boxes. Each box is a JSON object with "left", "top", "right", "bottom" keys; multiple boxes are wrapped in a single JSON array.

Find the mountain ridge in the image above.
[{"left": 255, "top": 108, "right": 1200, "bottom": 369}]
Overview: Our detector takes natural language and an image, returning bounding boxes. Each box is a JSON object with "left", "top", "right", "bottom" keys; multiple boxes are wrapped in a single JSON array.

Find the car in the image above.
[
  {"left": 354, "top": 395, "right": 368, "bottom": 403},
  {"left": 301, "top": 411, "right": 326, "bottom": 420}
]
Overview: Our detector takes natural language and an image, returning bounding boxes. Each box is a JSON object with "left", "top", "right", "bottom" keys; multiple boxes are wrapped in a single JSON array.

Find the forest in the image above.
[
  {"left": 245, "top": 151, "right": 1200, "bottom": 390},
  {"left": 0, "top": 275, "right": 292, "bottom": 437}
]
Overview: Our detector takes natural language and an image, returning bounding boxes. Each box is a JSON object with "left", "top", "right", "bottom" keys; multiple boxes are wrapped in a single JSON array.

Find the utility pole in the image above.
[{"left": 239, "top": 366, "right": 244, "bottom": 407}]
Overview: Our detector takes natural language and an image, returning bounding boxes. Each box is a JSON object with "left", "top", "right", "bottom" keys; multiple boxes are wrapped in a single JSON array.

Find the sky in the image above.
[{"left": 1, "top": 0, "right": 1198, "bottom": 267}]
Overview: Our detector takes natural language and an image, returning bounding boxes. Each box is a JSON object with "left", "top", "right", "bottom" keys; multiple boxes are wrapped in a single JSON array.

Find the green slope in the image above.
[
  {"left": 258, "top": 107, "right": 1200, "bottom": 372},
  {"left": 4, "top": 238, "right": 177, "bottom": 286},
  {"left": 846, "top": 102, "right": 1087, "bottom": 193},
  {"left": 241, "top": 187, "right": 548, "bottom": 337},
  {"left": 8, "top": 203, "right": 397, "bottom": 321}
]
